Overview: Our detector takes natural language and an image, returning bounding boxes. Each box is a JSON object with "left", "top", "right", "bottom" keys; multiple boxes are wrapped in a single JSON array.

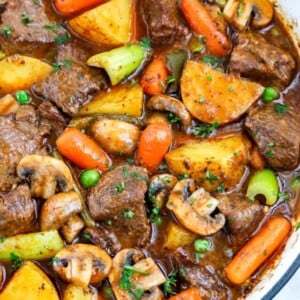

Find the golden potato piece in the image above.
[
  {"left": 68, "top": 0, "right": 132, "bottom": 46},
  {"left": 0, "top": 55, "right": 52, "bottom": 94},
  {"left": 165, "top": 134, "right": 250, "bottom": 192},
  {"left": 63, "top": 285, "right": 97, "bottom": 300},
  {"left": 0, "top": 261, "right": 59, "bottom": 300},
  {"left": 181, "top": 60, "right": 264, "bottom": 124},
  {"left": 78, "top": 83, "right": 144, "bottom": 118}
]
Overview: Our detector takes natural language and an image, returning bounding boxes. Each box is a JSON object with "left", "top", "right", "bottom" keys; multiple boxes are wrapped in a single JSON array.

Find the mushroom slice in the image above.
[
  {"left": 147, "top": 94, "right": 192, "bottom": 130},
  {"left": 148, "top": 174, "right": 177, "bottom": 208},
  {"left": 223, "top": 0, "right": 274, "bottom": 30},
  {"left": 61, "top": 215, "right": 85, "bottom": 244},
  {"left": 166, "top": 179, "right": 225, "bottom": 236},
  {"left": 17, "top": 155, "right": 74, "bottom": 199},
  {"left": 109, "top": 249, "right": 166, "bottom": 300},
  {"left": 53, "top": 244, "right": 112, "bottom": 288},
  {"left": 40, "top": 191, "right": 83, "bottom": 232}
]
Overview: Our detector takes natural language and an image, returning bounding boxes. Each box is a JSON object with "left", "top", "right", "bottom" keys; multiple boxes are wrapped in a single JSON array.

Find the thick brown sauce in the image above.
[{"left": 0, "top": 1, "right": 299, "bottom": 299}]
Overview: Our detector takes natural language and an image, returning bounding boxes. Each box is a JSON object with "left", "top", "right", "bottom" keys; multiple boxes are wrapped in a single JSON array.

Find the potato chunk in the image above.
[
  {"left": 68, "top": 0, "right": 132, "bottom": 46},
  {"left": 165, "top": 135, "right": 250, "bottom": 191},
  {"left": 0, "top": 261, "right": 59, "bottom": 300},
  {"left": 181, "top": 60, "right": 264, "bottom": 124},
  {"left": 0, "top": 55, "right": 52, "bottom": 94}
]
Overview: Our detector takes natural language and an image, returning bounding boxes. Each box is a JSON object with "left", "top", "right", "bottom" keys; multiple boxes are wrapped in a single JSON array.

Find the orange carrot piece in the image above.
[
  {"left": 225, "top": 216, "right": 291, "bottom": 285},
  {"left": 250, "top": 147, "right": 265, "bottom": 170},
  {"left": 181, "top": 0, "right": 231, "bottom": 57},
  {"left": 54, "top": 0, "right": 107, "bottom": 15},
  {"left": 169, "top": 288, "right": 202, "bottom": 300},
  {"left": 140, "top": 55, "right": 168, "bottom": 95},
  {"left": 137, "top": 122, "right": 172, "bottom": 172},
  {"left": 56, "top": 127, "right": 111, "bottom": 171}
]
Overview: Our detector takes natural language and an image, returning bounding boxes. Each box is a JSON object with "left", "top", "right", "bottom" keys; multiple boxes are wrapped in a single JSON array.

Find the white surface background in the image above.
[{"left": 274, "top": 268, "right": 300, "bottom": 299}]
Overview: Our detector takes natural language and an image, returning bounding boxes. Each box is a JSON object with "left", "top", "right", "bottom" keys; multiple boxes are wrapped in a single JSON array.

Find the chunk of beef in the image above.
[
  {"left": 141, "top": 0, "right": 188, "bottom": 46},
  {"left": 174, "top": 250, "right": 230, "bottom": 300},
  {"left": 217, "top": 194, "right": 263, "bottom": 245},
  {"left": 15, "top": 104, "right": 37, "bottom": 123},
  {"left": 84, "top": 226, "right": 121, "bottom": 256},
  {"left": 0, "top": 0, "right": 65, "bottom": 44},
  {"left": 33, "top": 44, "right": 106, "bottom": 116},
  {"left": 245, "top": 104, "right": 300, "bottom": 170},
  {"left": 87, "top": 165, "right": 150, "bottom": 247},
  {"left": 0, "top": 113, "right": 47, "bottom": 192},
  {"left": 0, "top": 185, "right": 34, "bottom": 236},
  {"left": 230, "top": 32, "right": 296, "bottom": 89},
  {"left": 37, "top": 101, "right": 68, "bottom": 135}
]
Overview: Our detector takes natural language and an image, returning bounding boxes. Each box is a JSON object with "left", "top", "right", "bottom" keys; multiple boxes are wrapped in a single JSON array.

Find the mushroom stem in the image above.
[{"left": 53, "top": 151, "right": 95, "bottom": 227}]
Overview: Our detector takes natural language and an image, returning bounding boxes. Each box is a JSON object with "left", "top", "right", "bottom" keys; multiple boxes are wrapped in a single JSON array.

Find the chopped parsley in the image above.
[
  {"left": 205, "top": 170, "right": 219, "bottom": 185},
  {"left": 2, "top": 24, "right": 12, "bottom": 37},
  {"left": 139, "top": 37, "right": 151, "bottom": 49},
  {"left": 126, "top": 158, "right": 134, "bottom": 165},
  {"left": 108, "top": 165, "right": 116, "bottom": 171},
  {"left": 266, "top": 150, "right": 275, "bottom": 158},
  {"left": 123, "top": 210, "right": 134, "bottom": 218},
  {"left": 163, "top": 271, "right": 177, "bottom": 295},
  {"left": 81, "top": 232, "right": 92, "bottom": 242},
  {"left": 291, "top": 176, "right": 300, "bottom": 191},
  {"left": 268, "top": 141, "right": 276, "bottom": 148},
  {"left": 150, "top": 206, "right": 161, "bottom": 225},
  {"left": 203, "top": 55, "right": 221, "bottom": 68},
  {"left": 54, "top": 33, "right": 70, "bottom": 45},
  {"left": 115, "top": 181, "right": 125, "bottom": 194},
  {"left": 216, "top": 182, "right": 225, "bottom": 193},
  {"left": 193, "top": 121, "right": 219, "bottom": 138},
  {"left": 122, "top": 167, "right": 129, "bottom": 179},
  {"left": 43, "top": 23, "right": 60, "bottom": 33},
  {"left": 167, "top": 76, "right": 176, "bottom": 84},
  {"left": 275, "top": 103, "right": 289, "bottom": 115},
  {"left": 296, "top": 222, "right": 300, "bottom": 231},
  {"left": 32, "top": 0, "right": 41, "bottom": 6},
  {"left": 48, "top": 256, "right": 59, "bottom": 266},
  {"left": 227, "top": 86, "right": 234, "bottom": 92},
  {"left": 0, "top": 236, "right": 4, "bottom": 243},
  {"left": 21, "top": 12, "right": 34, "bottom": 25},
  {"left": 206, "top": 75, "right": 213, "bottom": 81},
  {"left": 10, "top": 253, "right": 23, "bottom": 270},
  {"left": 195, "top": 97, "right": 206, "bottom": 103},
  {"left": 168, "top": 113, "right": 181, "bottom": 124},
  {"left": 158, "top": 162, "right": 168, "bottom": 171},
  {"left": 237, "top": 0, "right": 244, "bottom": 17},
  {"left": 179, "top": 173, "right": 189, "bottom": 180},
  {"left": 52, "top": 59, "right": 72, "bottom": 72},
  {"left": 278, "top": 191, "right": 289, "bottom": 200}
]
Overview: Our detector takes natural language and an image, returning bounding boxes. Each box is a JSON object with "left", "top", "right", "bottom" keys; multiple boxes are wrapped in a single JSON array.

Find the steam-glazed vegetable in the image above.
[
  {"left": 79, "top": 169, "right": 101, "bottom": 188},
  {"left": 0, "top": 261, "right": 59, "bottom": 300},
  {"left": 246, "top": 169, "right": 279, "bottom": 205}
]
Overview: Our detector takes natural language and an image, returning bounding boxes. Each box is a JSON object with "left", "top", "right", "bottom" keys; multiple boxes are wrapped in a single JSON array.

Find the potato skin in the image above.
[
  {"left": 68, "top": 0, "right": 132, "bottom": 46},
  {"left": 0, "top": 261, "right": 59, "bottom": 300},
  {"left": 166, "top": 134, "right": 250, "bottom": 192},
  {"left": 91, "top": 119, "right": 141, "bottom": 155},
  {"left": 0, "top": 55, "right": 52, "bottom": 94}
]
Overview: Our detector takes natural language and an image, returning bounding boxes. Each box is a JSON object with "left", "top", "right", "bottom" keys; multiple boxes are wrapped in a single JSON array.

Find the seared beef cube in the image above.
[
  {"left": 84, "top": 226, "right": 121, "bottom": 256},
  {"left": 33, "top": 44, "right": 106, "bottom": 116},
  {"left": 0, "top": 185, "right": 34, "bottom": 236},
  {"left": 142, "top": 0, "right": 188, "bottom": 46},
  {"left": 0, "top": 0, "right": 65, "bottom": 43},
  {"left": 174, "top": 250, "right": 230, "bottom": 300},
  {"left": 87, "top": 165, "right": 150, "bottom": 247},
  {"left": 217, "top": 194, "right": 263, "bottom": 245},
  {"left": 230, "top": 33, "right": 295, "bottom": 89},
  {"left": 245, "top": 104, "right": 300, "bottom": 170},
  {"left": 0, "top": 115, "right": 47, "bottom": 192}
]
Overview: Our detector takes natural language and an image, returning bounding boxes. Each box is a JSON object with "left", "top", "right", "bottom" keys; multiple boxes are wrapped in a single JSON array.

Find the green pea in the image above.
[
  {"left": 15, "top": 90, "right": 30, "bottom": 104},
  {"left": 246, "top": 169, "right": 278, "bottom": 205},
  {"left": 80, "top": 169, "right": 101, "bottom": 188},
  {"left": 262, "top": 87, "right": 279, "bottom": 103},
  {"left": 194, "top": 239, "right": 210, "bottom": 253}
]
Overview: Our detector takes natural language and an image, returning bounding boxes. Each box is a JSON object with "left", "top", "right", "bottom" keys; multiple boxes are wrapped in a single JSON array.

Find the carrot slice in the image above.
[
  {"left": 225, "top": 216, "right": 291, "bottom": 285},
  {"left": 181, "top": 0, "right": 231, "bottom": 57},
  {"left": 54, "top": 0, "right": 107, "bottom": 15},
  {"left": 169, "top": 288, "right": 202, "bottom": 300},
  {"left": 140, "top": 55, "right": 168, "bottom": 95},
  {"left": 56, "top": 127, "right": 111, "bottom": 171},
  {"left": 137, "top": 122, "right": 172, "bottom": 172}
]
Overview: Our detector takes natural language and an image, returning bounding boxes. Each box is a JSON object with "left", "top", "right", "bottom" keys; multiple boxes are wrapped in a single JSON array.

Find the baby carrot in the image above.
[
  {"left": 140, "top": 55, "right": 168, "bottom": 95},
  {"left": 56, "top": 127, "right": 111, "bottom": 171},
  {"left": 225, "top": 216, "right": 291, "bottom": 285},
  {"left": 54, "top": 0, "right": 107, "bottom": 15},
  {"left": 181, "top": 0, "right": 231, "bottom": 57},
  {"left": 137, "top": 122, "right": 172, "bottom": 172},
  {"left": 169, "top": 288, "right": 202, "bottom": 300}
]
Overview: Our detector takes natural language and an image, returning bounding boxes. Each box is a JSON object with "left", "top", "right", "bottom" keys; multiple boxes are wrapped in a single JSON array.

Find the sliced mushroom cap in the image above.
[
  {"left": 40, "top": 191, "right": 83, "bottom": 232},
  {"left": 17, "top": 155, "right": 74, "bottom": 199},
  {"left": 223, "top": 0, "right": 274, "bottom": 30},
  {"left": 147, "top": 95, "right": 192, "bottom": 130},
  {"left": 91, "top": 118, "right": 141, "bottom": 156},
  {"left": 109, "top": 249, "right": 166, "bottom": 300},
  {"left": 148, "top": 174, "right": 177, "bottom": 208},
  {"left": 53, "top": 244, "right": 112, "bottom": 288},
  {"left": 166, "top": 179, "right": 225, "bottom": 235},
  {"left": 61, "top": 214, "right": 85, "bottom": 244}
]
